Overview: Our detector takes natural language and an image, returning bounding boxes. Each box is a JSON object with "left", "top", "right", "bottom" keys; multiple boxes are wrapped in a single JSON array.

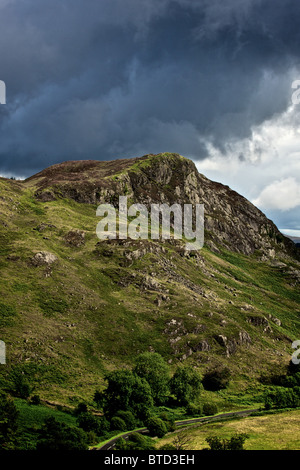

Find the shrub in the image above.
[
  {"left": 115, "top": 432, "right": 155, "bottom": 450},
  {"left": 77, "top": 412, "right": 104, "bottom": 435},
  {"left": 146, "top": 416, "right": 168, "bottom": 438},
  {"left": 206, "top": 433, "right": 248, "bottom": 450},
  {"left": 30, "top": 395, "right": 41, "bottom": 405},
  {"left": 74, "top": 402, "right": 88, "bottom": 416},
  {"left": 115, "top": 410, "right": 136, "bottom": 430},
  {"left": 37, "top": 417, "right": 88, "bottom": 451},
  {"left": 202, "top": 403, "right": 218, "bottom": 416},
  {"left": 110, "top": 416, "right": 127, "bottom": 431},
  {"left": 185, "top": 403, "right": 202, "bottom": 416}
]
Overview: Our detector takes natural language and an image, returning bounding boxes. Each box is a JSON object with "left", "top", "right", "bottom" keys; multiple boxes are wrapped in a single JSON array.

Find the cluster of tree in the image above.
[
  {"left": 0, "top": 353, "right": 230, "bottom": 450},
  {"left": 94, "top": 352, "right": 204, "bottom": 421},
  {"left": 205, "top": 433, "right": 249, "bottom": 450},
  {"left": 263, "top": 366, "right": 300, "bottom": 410},
  {"left": 264, "top": 387, "right": 300, "bottom": 410}
]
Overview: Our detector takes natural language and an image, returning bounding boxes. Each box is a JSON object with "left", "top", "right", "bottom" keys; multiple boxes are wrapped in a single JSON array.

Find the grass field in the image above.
[{"left": 157, "top": 409, "right": 300, "bottom": 450}]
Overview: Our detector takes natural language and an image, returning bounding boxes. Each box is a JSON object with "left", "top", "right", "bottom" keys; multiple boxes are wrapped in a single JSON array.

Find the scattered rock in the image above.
[
  {"left": 64, "top": 230, "right": 85, "bottom": 247},
  {"left": 31, "top": 251, "right": 58, "bottom": 266}
]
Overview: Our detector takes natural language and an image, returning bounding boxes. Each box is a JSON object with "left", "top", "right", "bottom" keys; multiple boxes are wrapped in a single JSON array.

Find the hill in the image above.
[{"left": 0, "top": 152, "right": 299, "bottom": 403}]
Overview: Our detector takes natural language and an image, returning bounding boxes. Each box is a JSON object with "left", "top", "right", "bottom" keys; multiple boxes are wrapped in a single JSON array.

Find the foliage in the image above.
[
  {"left": 134, "top": 352, "right": 170, "bottom": 405},
  {"left": 0, "top": 393, "right": 19, "bottom": 449},
  {"left": 206, "top": 433, "right": 249, "bottom": 450},
  {"left": 10, "top": 370, "right": 33, "bottom": 399},
  {"left": 37, "top": 416, "right": 88, "bottom": 451},
  {"left": 115, "top": 410, "right": 136, "bottom": 430},
  {"left": 185, "top": 402, "right": 202, "bottom": 416},
  {"left": 264, "top": 387, "right": 300, "bottom": 410},
  {"left": 76, "top": 412, "right": 109, "bottom": 436},
  {"left": 73, "top": 402, "right": 88, "bottom": 416},
  {"left": 170, "top": 365, "right": 202, "bottom": 405},
  {"left": 202, "top": 403, "right": 218, "bottom": 416},
  {"left": 110, "top": 416, "right": 127, "bottom": 431},
  {"left": 115, "top": 432, "right": 156, "bottom": 450},
  {"left": 99, "top": 369, "right": 153, "bottom": 419},
  {"left": 146, "top": 416, "right": 168, "bottom": 438}
]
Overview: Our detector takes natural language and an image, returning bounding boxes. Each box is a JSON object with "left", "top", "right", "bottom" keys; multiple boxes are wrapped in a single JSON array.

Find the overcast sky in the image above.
[{"left": 0, "top": 0, "right": 299, "bottom": 235}]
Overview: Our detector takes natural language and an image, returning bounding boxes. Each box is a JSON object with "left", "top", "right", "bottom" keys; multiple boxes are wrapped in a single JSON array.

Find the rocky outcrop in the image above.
[
  {"left": 25, "top": 153, "right": 299, "bottom": 260},
  {"left": 31, "top": 251, "right": 58, "bottom": 266}
]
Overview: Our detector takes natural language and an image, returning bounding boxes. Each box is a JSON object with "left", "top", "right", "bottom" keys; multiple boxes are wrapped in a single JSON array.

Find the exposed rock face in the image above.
[{"left": 25, "top": 153, "right": 299, "bottom": 260}]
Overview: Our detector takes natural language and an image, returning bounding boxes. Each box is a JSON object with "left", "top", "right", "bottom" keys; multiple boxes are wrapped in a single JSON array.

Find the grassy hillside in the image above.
[{"left": 0, "top": 160, "right": 299, "bottom": 406}]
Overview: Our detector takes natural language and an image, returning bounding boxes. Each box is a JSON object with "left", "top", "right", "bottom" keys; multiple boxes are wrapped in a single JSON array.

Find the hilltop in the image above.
[{"left": 0, "top": 152, "right": 299, "bottom": 404}]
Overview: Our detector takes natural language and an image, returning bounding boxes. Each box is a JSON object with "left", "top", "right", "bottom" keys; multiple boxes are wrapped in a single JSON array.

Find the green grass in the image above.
[
  {"left": 156, "top": 409, "right": 300, "bottom": 450},
  {"left": 14, "top": 398, "right": 78, "bottom": 450}
]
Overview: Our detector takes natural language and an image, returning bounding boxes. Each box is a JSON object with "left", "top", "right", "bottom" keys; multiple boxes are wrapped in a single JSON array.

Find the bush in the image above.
[
  {"left": 37, "top": 417, "right": 88, "bottom": 451},
  {"left": 77, "top": 412, "right": 104, "bottom": 435},
  {"left": 110, "top": 416, "right": 127, "bottom": 431},
  {"left": 146, "top": 416, "right": 168, "bottom": 438},
  {"left": 206, "top": 433, "right": 248, "bottom": 450},
  {"left": 115, "top": 410, "right": 136, "bottom": 430},
  {"left": 202, "top": 403, "right": 218, "bottom": 416},
  {"left": 30, "top": 395, "right": 41, "bottom": 405},
  {"left": 185, "top": 403, "right": 202, "bottom": 416},
  {"left": 74, "top": 402, "right": 88, "bottom": 416},
  {"left": 158, "top": 412, "right": 176, "bottom": 432},
  {"left": 264, "top": 387, "right": 300, "bottom": 410},
  {"left": 115, "top": 432, "right": 155, "bottom": 450}
]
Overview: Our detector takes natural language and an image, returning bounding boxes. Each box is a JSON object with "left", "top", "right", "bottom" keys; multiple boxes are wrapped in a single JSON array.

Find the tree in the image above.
[
  {"left": 146, "top": 416, "right": 168, "bottom": 438},
  {"left": 170, "top": 366, "right": 202, "bottom": 405},
  {"left": 206, "top": 433, "right": 248, "bottom": 450},
  {"left": 77, "top": 412, "right": 109, "bottom": 436},
  {"left": 134, "top": 352, "right": 170, "bottom": 404},
  {"left": 0, "top": 393, "right": 19, "bottom": 449},
  {"left": 110, "top": 416, "right": 127, "bottom": 431},
  {"left": 115, "top": 410, "right": 136, "bottom": 430},
  {"left": 10, "top": 370, "right": 32, "bottom": 398},
  {"left": 100, "top": 369, "right": 153, "bottom": 419},
  {"left": 115, "top": 432, "right": 155, "bottom": 450},
  {"left": 37, "top": 417, "right": 88, "bottom": 451}
]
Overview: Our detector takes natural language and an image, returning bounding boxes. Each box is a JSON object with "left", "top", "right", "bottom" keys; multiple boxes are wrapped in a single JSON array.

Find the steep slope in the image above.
[
  {"left": 0, "top": 153, "right": 299, "bottom": 403},
  {"left": 26, "top": 152, "right": 298, "bottom": 259}
]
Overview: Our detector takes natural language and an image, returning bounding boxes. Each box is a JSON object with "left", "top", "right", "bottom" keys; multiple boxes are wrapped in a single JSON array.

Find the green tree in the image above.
[
  {"left": 37, "top": 417, "right": 88, "bottom": 451},
  {"left": 170, "top": 366, "right": 202, "bottom": 405},
  {"left": 10, "top": 370, "right": 32, "bottom": 398},
  {"left": 77, "top": 412, "right": 108, "bottom": 436},
  {"left": 0, "top": 393, "right": 19, "bottom": 449},
  {"left": 100, "top": 369, "right": 153, "bottom": 419},
  {"left": 115, "top": 432, "right": 155, "bottom": 450},
  {"left": 115, "top": 410, "right": 136, "bottom": 430},
  {"left": 206, "top": 433, "right": 248, "bottom": 450},
  {"left": 134, "top": 352, "right": 170, "bottom": 404},
  {"left": 146, "top": 416, "right": 168, "bottom": 438},
  {"left": 110, "top": 416, "right": 127, "bottom": 431}
]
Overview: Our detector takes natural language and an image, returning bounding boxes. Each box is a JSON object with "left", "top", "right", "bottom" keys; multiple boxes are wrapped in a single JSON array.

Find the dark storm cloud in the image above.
[{"left": 0, "top": 0, "right": 300, "bottom": 176}]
